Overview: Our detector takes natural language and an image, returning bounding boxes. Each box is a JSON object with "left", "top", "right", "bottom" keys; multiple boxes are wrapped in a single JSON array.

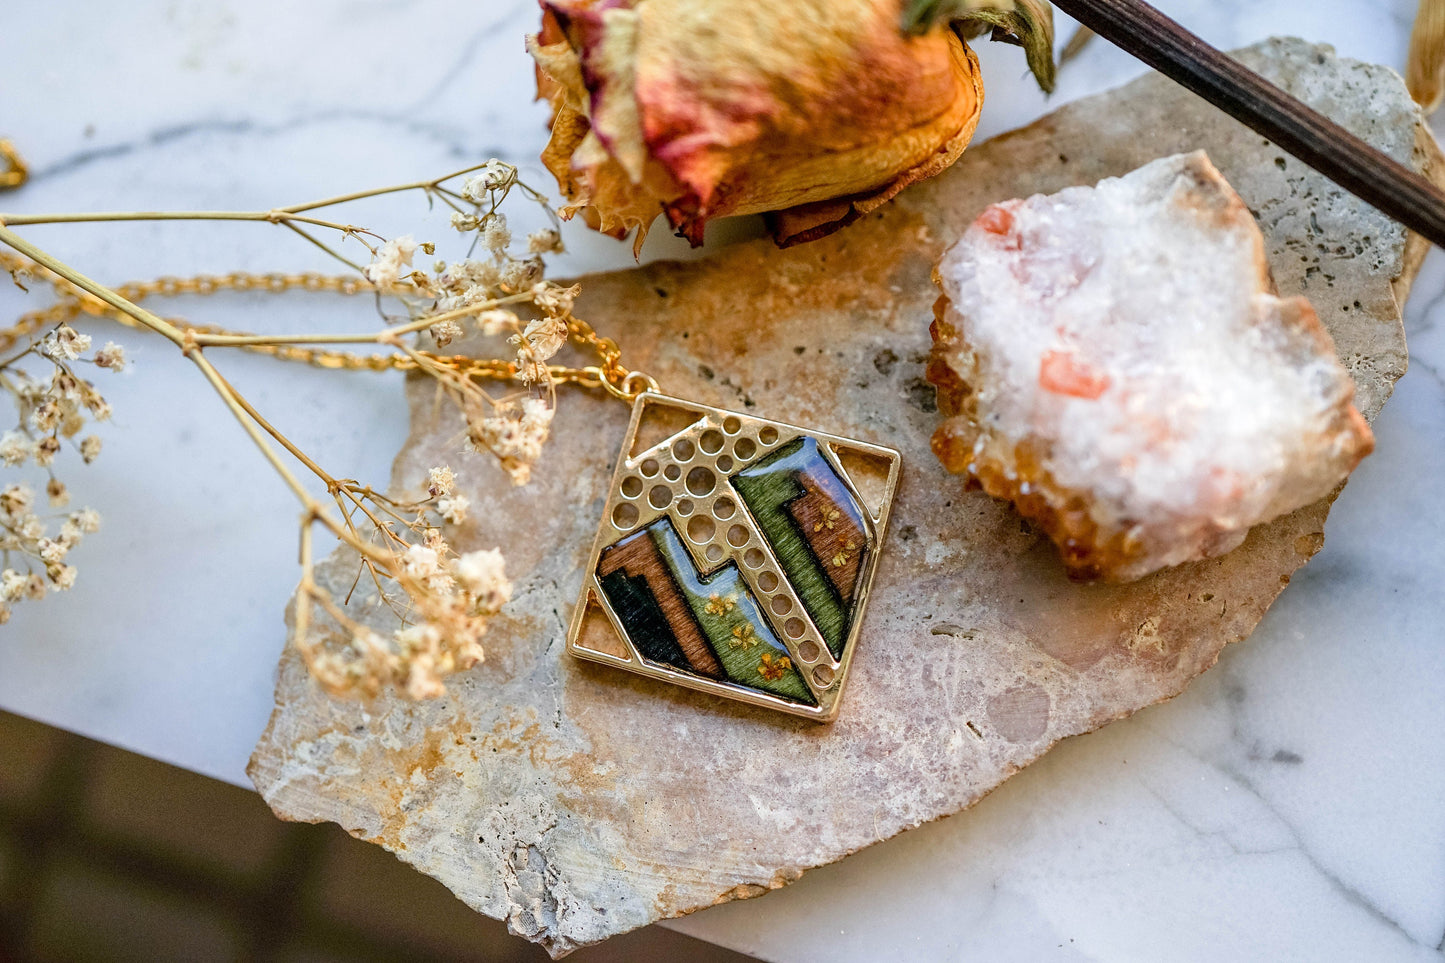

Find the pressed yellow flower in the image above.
[
  {"left": 814, "top": 506, "right": 841, "bottom": 532},
  {"left": 730, "top": 622, "right": 760, "bottom": 649},
  {"left": 757, "top": 652, "right": 793, "bottom": 681},
  {"left": 704, "top": 592, "right": 737, "bottom": 616}
]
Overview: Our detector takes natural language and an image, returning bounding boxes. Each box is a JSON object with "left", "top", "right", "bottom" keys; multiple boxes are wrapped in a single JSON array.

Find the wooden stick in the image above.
[{"left": 1051, "top": 0, "right": 1445, "bottom": 248}]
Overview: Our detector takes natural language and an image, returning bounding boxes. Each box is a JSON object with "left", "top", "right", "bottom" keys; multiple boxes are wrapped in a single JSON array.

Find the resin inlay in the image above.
[
  {"left": 598, "top": 528, "right": 725, "bottom": 679},
  {"left": 733, "top": 437, "right": 870, "bottom": 658},
  {"left": 648, "top": 519, "right": 814, "bottom": 705}
]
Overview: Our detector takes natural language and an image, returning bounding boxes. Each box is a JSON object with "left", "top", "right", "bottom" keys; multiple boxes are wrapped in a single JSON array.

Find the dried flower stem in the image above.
[
  {"left": 0, "top": 160, "right": 507, "bottom": 229},
  {"left": 190, "top": 291, "right": 535, "bottom": 349},
  {"left": 0, "top": 209, "right": 374, "bottom": 234},
  {"left": 0, "top": 223, "right": 401, "bottom": 572},
  {"left": 1409, "top": 0, "right": 1445, "bottom": 111},
  {"left": 0, "top": 225, "right": 190, "bottom": 347},
  {"left": 0, "top": 153, "right": 590, "bottom": 697},
  {"left": 190, "top": 348, "right": 450, "bottom": 641}
]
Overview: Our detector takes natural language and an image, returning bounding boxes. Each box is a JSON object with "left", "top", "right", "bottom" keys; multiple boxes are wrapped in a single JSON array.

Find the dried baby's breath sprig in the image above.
[
  {"left": 293, "top": 469, "right": 512, "bottom": 701},
  {"left": 0, "top": 314, "right": 119, "bottom": 617},
  {"left": 469, "top": 396, "right": 556, "bottom": 486},
  {"left": 0, "top": 156, "right": 647, "bottom": 700},
  {"left": 361, "top": 234, "right": 419, "bottom": 290}
]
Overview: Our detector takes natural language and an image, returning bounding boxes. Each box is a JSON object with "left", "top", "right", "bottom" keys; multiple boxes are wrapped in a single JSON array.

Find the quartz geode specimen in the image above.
[{"left": 928, "top": 151, "right": 1374, "bottom": 581}]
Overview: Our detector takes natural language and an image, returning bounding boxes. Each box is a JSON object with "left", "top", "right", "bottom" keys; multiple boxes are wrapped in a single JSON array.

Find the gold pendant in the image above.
[{"left": 566, "top": 392, "right": 901, "bottom": 721}]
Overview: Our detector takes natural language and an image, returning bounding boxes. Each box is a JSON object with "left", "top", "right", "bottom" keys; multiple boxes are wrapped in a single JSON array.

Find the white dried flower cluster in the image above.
[
  {"left": 0, "top": 481, "right": 100, "bottom": 621},
  {"left": 316, "top": 157, "right": 573, "bottom": 631},
  {"left": 475, "top": 309, "right": 516, "bottom": 337},
  {"left": 468, "top": 396, "right": 555, "bottom": 485},
  {"left": 2, "top": 326, "right": 117, "bottom": 472},
  {"left": 0, "top": 324, "right": 121, "bottom": 621},
  {"left": 426, "top": 465, "right": 456, "bottom": 497},
  {"left": 358, "top": 164, "right": 574, "bottom": 487},
  {"left": 306, "top": 527, "right": 512, "bottom": 700},
  {"left": 358, "top": 163, "right": 547, "bottom": 313},
  {"left": 529, "top": 280, "right": 577, "bottom": 318},
  {"left": 460, "top": 159, "right": 518, "bottom": 201},
  {"left": 0, "top": 432, "right": 31, "bottom": 467},
  {"left": 424, "top": 464, "right": 470, "bottom": 525},
  {"left": 420, "top": 218, "right": 545, "bottom": 349},
  {"left": 528, "top": 228, "right": 563, "bottom": 254},
  {"left": 361, "top": 234, "right": 419, "bottom": 290},
  {"left": 0, "top": 318, "right": 124, "bottom": 621},
  {"left": 40, "top": 325, "right": 91, "bottom": 362},
  {"left": 93, "top": 342, "right": 127, "bottom": 370},
  {"left": 437, "top": 493, "right": 469, "bottom": 524},
  {"left": 80, "top": 434, "right": 102, "bottom": 464},
  {"left": 482, "top": 215, "right": 512, "bottom": 254},
  {"left": 428, "top": 318, "right": 464, "bottom": 348},
  {"left": 392, "top": 542, "right": 513, "bottom": 699},
  {"left": 299, "top": 461, "right": 514, "bottom": 699},
  {"left": 511, "top": 316, "right": 569, "bottom": 383}
]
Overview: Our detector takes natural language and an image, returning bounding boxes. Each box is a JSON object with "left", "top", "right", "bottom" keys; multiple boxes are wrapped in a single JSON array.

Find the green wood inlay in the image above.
[
  {"left": 648, "top": 519, "right": 815, "bottom": 705},
  {"left": 733, "top": 437, "right": 851, "bottom": 657}
]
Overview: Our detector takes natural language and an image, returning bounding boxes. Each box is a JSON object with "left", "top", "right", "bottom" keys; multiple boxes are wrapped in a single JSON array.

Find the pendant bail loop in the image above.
[{"left": 619, "top": 370, "right": 660, "bottom": 400}]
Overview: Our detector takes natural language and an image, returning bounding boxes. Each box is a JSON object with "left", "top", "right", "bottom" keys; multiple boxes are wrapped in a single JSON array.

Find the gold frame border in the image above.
[{"left": 565, "top": 392, "right": 901, "bottom": 723}]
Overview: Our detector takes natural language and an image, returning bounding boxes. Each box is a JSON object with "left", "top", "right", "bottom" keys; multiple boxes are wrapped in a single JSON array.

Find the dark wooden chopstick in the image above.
[{"left": 1050, "top": 0, "right": 1445, "bottom": 249}]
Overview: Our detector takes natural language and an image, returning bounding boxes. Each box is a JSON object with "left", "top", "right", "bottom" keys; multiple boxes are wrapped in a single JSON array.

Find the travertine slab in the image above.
[{"left": 249, "top": 40, "right": 1438, "bottom": 956}]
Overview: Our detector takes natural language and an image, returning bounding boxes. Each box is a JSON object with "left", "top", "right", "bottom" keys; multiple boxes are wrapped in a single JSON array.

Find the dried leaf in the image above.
[{"left": 902, "top": 0, "right": 1057, "bottom": 92}]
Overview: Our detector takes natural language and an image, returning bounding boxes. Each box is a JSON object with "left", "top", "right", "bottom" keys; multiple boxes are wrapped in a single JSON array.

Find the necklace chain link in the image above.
[{"left": 0, "top": 248, "right": 657, "bottom": 400}]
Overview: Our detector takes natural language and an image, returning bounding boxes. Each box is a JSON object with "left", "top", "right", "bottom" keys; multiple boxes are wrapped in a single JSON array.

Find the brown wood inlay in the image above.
[
  {"left": 598, "top": 531, "right": 726, "bottom": 679},
  {"left": 788, "top": 470, "right": 866, "bottom": 605}
]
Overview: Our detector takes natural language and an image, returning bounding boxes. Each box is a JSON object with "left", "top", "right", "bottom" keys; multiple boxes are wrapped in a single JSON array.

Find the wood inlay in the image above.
[
  {"left": 647, "top": 520, "right": 815, "bottom": 705},
  {"left": 733, "top": 438, "right": 849, "bottom": 656},
  {"left": 599, "top": 530, "right": 726, "bottom": 679},
  {"left": 596, "top": 568, "right": 691, "bottom": 672},
  {"left": 788, "top": 469, "right": 867, "bottom": 605}
]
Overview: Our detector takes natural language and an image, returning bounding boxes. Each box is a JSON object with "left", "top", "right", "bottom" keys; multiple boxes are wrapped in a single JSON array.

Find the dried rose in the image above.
[{"left": 529, "top": 0, "right": 1049, "bottom": 252}]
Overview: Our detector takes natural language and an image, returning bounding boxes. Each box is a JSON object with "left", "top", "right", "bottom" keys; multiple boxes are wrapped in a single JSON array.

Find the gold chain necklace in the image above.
[
  {"left": 0, "top": 251, "right": 657, "bottom": 401},
  {"left": 0, "top": 232, "right": 899, "bottom": 724}
]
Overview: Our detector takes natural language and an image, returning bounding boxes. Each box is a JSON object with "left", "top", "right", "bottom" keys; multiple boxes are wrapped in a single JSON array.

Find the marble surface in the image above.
[{"left": 1, "top": 1, "right": 1441, "bottom": 960}]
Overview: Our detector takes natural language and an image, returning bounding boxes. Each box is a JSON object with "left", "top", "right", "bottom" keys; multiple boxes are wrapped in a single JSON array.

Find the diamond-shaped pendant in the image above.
[{"left": 566, "top": 392, "right": 901, "bottom": 721}]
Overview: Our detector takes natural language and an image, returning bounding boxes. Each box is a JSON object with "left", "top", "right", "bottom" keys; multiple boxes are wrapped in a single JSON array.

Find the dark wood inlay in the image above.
[{"left": 599, "top": 530, "right": 726, "bottom": 679}]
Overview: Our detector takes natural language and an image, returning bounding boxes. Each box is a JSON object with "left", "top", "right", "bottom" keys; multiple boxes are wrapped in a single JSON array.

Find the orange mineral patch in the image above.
[
  {"left": 1038, "top": 350, "right": 1110, "bottom": 399},
  {"left": 975, "top": 203, "right": 1015, "bottom": 236}
]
